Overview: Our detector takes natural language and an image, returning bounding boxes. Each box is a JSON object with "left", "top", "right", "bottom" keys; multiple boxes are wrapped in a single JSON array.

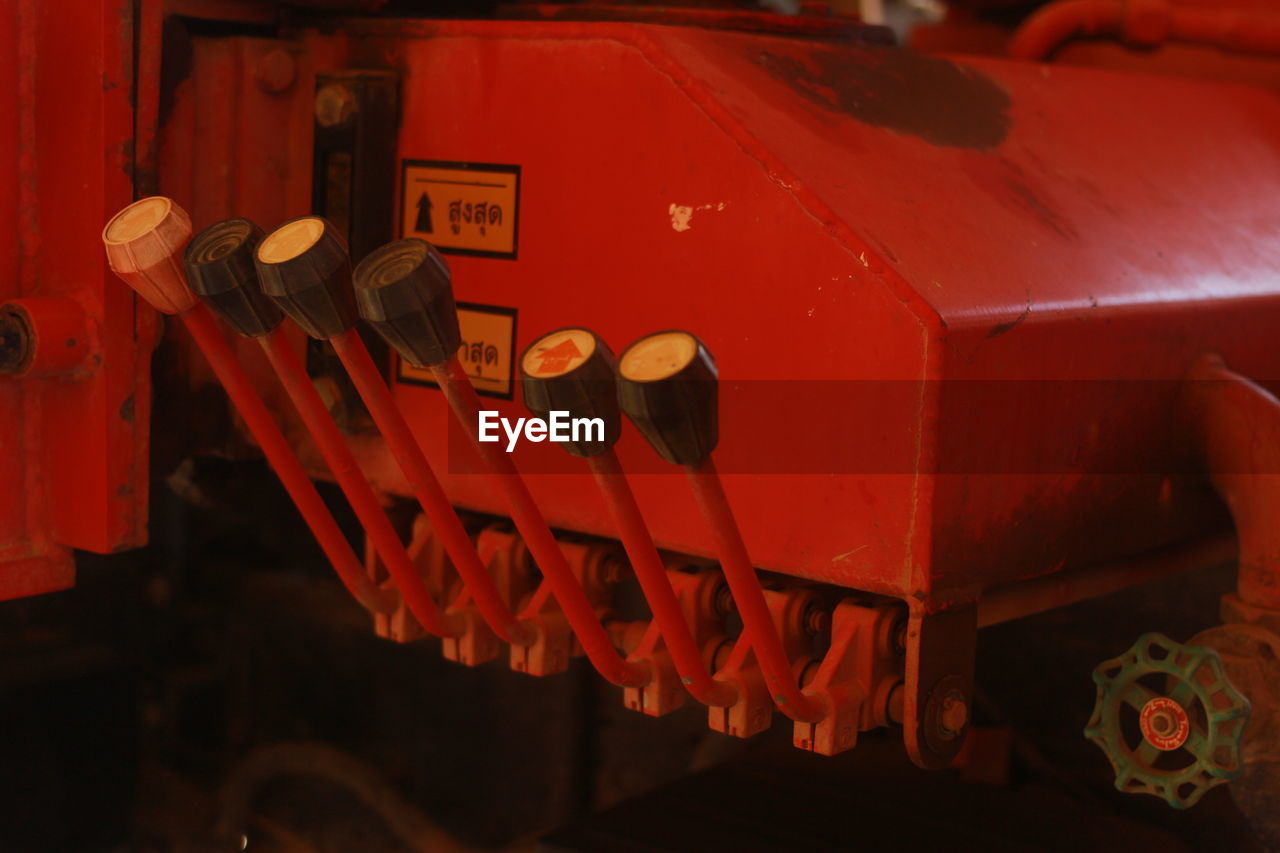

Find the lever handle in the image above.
[
  {"left": 352, "top": 238, "right": 461, "bottom": 368},
  {"left": 254, "top": 216, "right": 358, "bottom": 339},
  {"left": 102, "top": 196, "right": 197, "bottom": 315},
  {"left": 617, "top": 330, "right": 826, "bottom": 723},
  {"left": 616, "top": 330, "right": 718, "bottom": 466},
  {"left": 519, "top": 328, "right": 621, "bottom": 458},
  {"left": 183, "top": 218, "right": 283, "bottom": 337}
]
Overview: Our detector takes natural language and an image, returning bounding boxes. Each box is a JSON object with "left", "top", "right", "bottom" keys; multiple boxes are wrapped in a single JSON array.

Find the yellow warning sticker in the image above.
[
  {"left": 401, "top": 160, "right": 520, "bottom": 259},
  {"left": 396, "top": 303, "right": 518, "bottom": 398}
]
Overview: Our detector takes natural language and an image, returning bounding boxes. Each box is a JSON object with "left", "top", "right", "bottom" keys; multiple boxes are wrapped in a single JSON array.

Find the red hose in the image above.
[
  {"left": 329, "top": 329, "right": 531, "bottom": 646},
  {"left": 179, "top": 305, "right": 394, "bottom": 614},
  {"left": 588, "top": 451, "right": 737, "bottom": 706},
  {"left": 1174, "top": 8, "right": 1280, "bottom": 55},
  {"left": 1008, "top": 0, "right": 1122, "bottom": 61},
  {"left": 1009, "top": 0, "right": 1280, "bottom": 61},
  {"left": 258, "top": 326, "right": 460, "bottom": 638},
  {"left": 429, "top": 357, "right": 650, "bottom": 688},
  {"left": 685, "top": 458, "right": 825, "bottom": 723}
]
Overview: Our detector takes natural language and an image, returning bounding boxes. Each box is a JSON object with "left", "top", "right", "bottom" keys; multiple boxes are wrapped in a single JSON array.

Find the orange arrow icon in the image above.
[{"left": 532, "top": 337, "right": 584, "bottom": 376}]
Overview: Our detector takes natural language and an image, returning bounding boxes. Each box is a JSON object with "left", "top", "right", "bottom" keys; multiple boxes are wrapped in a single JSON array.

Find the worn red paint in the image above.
[
  {"left": 145, "top": 19, "right": 1280, "bottom": 619},
  {"left": 0, "top": 0, "right": 152, "bottom": 599},
  {"left": 753, "top": 44, "right": 1012, "bottom": 150}
]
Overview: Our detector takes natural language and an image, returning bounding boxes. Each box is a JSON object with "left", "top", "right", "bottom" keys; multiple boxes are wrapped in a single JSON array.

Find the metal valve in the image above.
[
  {"left": 519, "top": 328, "right": 621, "bottom": 457},
  {"left": 351, "top": 238, "right": 461, "bottom": 368},
  {"left": 1085, "top": 632, "right": 1250, "bottom": 809},
  {"left": 183, "top": 218, "right": 283, "bottom": 337},
  {"left": 615, "top": 330, "right": 718, "bottom": 466},
  {"left": 254, "top": 216, "right": 359, "bottom": 339}
]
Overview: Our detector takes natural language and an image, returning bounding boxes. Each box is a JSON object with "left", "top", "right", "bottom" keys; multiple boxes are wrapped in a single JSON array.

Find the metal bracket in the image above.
[
  {"left": 510, "top": 539, "right": 618, "bottom": 677},
  {"left": 442, "top": 527, "right": 530, "bottom": 667},
  {"left": 623, "top": 567, "right": 726, "bottom": 717},
  {"left": 794, "top": 600, "right": 903, "bottom": 756},
  {"left": 903, "top": 602, "right": 978, "bottom": 769},
  {"left": 708, "top": 586, "right": 818, "bottom": 739}
]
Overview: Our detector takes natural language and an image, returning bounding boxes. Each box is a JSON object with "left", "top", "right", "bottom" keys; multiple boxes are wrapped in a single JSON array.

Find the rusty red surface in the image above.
[
  {"left": 148, "top": 19, "right": 1280, "bottom": 613},
  {"left": 0, "top": 0, "right": 154, "bottom": 600}
]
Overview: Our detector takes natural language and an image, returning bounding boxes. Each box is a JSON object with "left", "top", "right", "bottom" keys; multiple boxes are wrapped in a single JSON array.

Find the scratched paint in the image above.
[{"left": 668, "top": 202, "right": 727, "bottom": 232}]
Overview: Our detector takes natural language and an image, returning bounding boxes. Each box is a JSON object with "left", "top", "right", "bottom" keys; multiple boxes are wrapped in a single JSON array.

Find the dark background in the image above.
[{"left": 0, "top": 456, "right": 1262, "bottom": 852}]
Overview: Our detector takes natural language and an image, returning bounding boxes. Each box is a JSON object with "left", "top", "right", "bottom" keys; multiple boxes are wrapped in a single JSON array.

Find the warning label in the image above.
[
  {"left": 401, "top": 160, "right": 520, "bottom": 259},
  {"left": 397, "top": 303, "right": 518, "bottom": 399}
]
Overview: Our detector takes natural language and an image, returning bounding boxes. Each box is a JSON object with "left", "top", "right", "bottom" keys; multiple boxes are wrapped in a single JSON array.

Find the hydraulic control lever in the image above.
[
  {"left": 353, "top": 239, "right": 648, "bottom": 688},
  {"left": 183, "top": 217, "right": 464, "bottom": 639},
  {"left": 252, "top": 218, "right": 529, "bottom": 646},
  {"left": 519, "top": 328, "right": 738, "bottom": 709},
  {"left": 101, "top": 198, "right": 393, "bottom": 614},
  {"left": 616, "top": 331, "right": 827, "bottom": 724}
]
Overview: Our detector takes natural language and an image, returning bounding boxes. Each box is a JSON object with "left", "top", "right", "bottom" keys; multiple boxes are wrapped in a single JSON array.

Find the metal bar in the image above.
[
  {"left": 429, "top": 355, "right": 650, "bottom": 688},
  {"left": 685, "top": 458, "right": 825, "bottom": 723},
  {"left": 587, "top": 450, "right": 737, "bottom": 706},
  {"left": 328, "top": 327, "right": 532, "bottom": 646},
  {"left": 977, "top": 534, "right": 1237, "bottom": 628},
  {"left": 258, "top": 326, "right": 461, "bottom": 637},
  {"left": 181, "top": 304, "right": 394, "bottom": 614},
  {"left": 1184, "top": 355, "right": 1280, "bottom": 612}
]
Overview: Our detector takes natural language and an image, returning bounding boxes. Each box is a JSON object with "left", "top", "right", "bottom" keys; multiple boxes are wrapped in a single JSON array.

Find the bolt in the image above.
[
  {"left": 600, "top": 556, "right": 626, "bottom": 586},
  {"left": 1150, "top": 710, "right": 1176, "bottom": 736},
  {"left": 799, "top": 658, "right": 821, "bottom": 688},
  {"left": 803, "top": 602, "right": 830, "bottom": 636},
  {"left": 892, "top": 617, "right": 908, "bottom": 655},
  {"left": 710, "top": 639, "right": 733, "bottom": 672},
  {"left": 938, "top": 690, "right": 969, "bottom": 738},
  {"left": 885, "top": 682, "right": 905, "bottom": 725},
  {"left": 255, "top": 49, "right": 296, "bottom": 94},
  {"left": 713, "top": 583, "right": 734, "bottom": 617},
  {"left": 0, "top": 309, "right": 32, "bottom": 374},
  {"left": 315, "top": 84, "right": 357, "bottom": 127}
]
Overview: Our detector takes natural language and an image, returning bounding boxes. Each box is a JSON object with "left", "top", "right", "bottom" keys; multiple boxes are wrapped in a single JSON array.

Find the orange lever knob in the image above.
[{"left": 102, "top": 196, "right": 197, "bottom": 315}]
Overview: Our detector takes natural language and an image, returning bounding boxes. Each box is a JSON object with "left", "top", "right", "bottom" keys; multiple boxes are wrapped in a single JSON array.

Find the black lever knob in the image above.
[
  {"left": 519, "top": 328, "right": 621, "bottom": 458},
  {"left": 254, "top": 216, "right": 357, "bottom": 339},
  {"left": 351, "top": 238, "right": 460, "bottom": 367},
  {"left": 616, "top": 331, "right": 718, "bottom": 467},
  {"left": 183, "top": 218, "right": 283, "bottom": 337}
]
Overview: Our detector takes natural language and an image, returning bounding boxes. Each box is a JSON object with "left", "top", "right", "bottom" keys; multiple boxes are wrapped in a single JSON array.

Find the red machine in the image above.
[{"left": 4, "top": 0, "right": 1280, "bottom": 845}]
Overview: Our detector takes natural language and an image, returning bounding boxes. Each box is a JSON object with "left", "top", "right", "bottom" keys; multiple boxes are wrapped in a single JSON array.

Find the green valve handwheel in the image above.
[{"left": 1085, "top": 632, "right": 1250, "bottom": 809}]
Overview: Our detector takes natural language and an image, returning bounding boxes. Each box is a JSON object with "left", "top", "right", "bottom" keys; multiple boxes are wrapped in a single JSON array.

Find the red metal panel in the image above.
[
  {"left": 0, "top": 0, "right": 153, "bottom": 599},
  {"left": 361, "top": 24, "right": 931, "bottom": 597},
  {"left": 307, "top": 23, "right": 940, "bottom": 601},
  {"left": 162, "top": 21, "right": 1280, "bottom": 607}
]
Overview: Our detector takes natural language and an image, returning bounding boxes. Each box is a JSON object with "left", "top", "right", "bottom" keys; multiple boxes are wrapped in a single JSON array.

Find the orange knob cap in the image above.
[{"left": 102, "top": 196, "right": 197, "bottom": 315}]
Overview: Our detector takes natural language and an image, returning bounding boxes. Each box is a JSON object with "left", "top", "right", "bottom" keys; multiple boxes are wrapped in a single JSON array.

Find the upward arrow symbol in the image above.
[
  {"left": 532, "top": 338, "right": 583, "bottom": 375},
  {"left": 415, "top": 191, "right": 434, "bottom": 234}
]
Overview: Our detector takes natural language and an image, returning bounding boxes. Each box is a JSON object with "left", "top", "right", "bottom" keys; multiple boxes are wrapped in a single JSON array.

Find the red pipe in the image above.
[
  {"left": 587, "top": 450, "right": 737, "bottom": 706},
  {"left": 429, "top": 356, "right": 650, "bottom": 688},
  {"left": 1008, "top": 0, "right": 1123, "bottom": 60},
  {"left": 257, "top": 326, "right": 461, "bottom": 638},
  {"left": 328, "top": 329, "right": 532, "bottom": 646},
  {"left": 1183, "top": 354, "right": 1280, "bottom": 611},
  {"left": 1009, "top": 0, "right": 1280, "bottom": 62},
  {"left": 180, "top": 305, "right": 394, "bottom": 614},
  {"left": 685, "top": 458, "right": 825, "bottom": 723},
  {"left": 1174, "top": 8, "right": 1280, "bottom": 56}
]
